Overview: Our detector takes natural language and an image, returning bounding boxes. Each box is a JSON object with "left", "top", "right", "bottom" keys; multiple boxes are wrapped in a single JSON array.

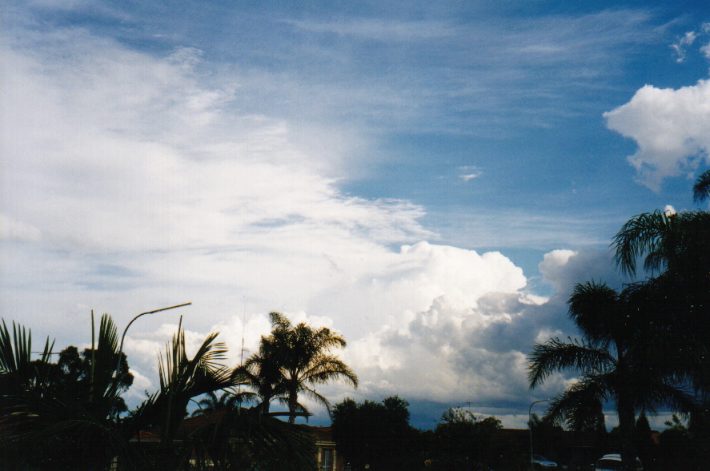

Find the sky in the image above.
[{"left": 2, "top": 0, "right": 710, "bottom": 429}]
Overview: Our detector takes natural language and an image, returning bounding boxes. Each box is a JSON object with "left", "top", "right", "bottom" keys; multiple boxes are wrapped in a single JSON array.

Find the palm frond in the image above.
[
  {"left": 612, "top": 210, "right": 670, "bottom": 276},
  {"left": 0, "top": 321, "right": 31, "bottom": 375},
  {"left": 545, "top": 374, "right": 610, "bottom": 431},
  {"left": 0, "top": 320, "right": 54, "bottom": 395},
  {"left": 693, "top": 169, "right": 710, "bottom": 203},
  {"left": 269, "top": 311, "right": 292, "bottom": 330},
  {"left": 300, "top": 384, "right": 331, "bottom": 413},
  {"left": 568, "top": 282, "right": 619, "bottom": 342},
  {"left": 302, "top": 354, "right": 358, "bottom": 387},
  {"left": 637, "top": 380, "right": 697, "bottom": 415},
  {"left": 528, "top": 338, "right": 615, "bottom": 389},
  {"left": 312, "top": 326, "right": 347, "bottom": 350},
  {"left": 152, "top": 322, "right": 235, "bottom": 443}
]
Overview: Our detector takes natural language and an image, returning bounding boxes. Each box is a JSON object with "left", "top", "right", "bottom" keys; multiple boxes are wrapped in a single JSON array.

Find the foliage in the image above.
[
  {"left": 191, "top": 390, "right": 240, "bottom": 417},
  {"left": 55, "top": 343, "right": 133, "bottom": 416},
  {"left": 528, "top": 413, "right": 566, "bottom": 458},
  {"left": 529, "top": 281, "right": 696, "bottom": 469},
  {"left": 181, "top": 405, "right": 317, "bottom": 471},
  {"left": 0, "top": 311, "right": 333, "bottom": 471},
  {"left": 331, "top": 396, "right": 423, "bottom": 470},
  {"left": 528, "top": 172, "right": 710, "bottom": 469},
  {"left": 431, "top": 408, "right": 503, "bottom": 470},
  {"left": 693, "top": 169, "right": 710, "bottom": 203},
  {"left": 232, "top": 337, "right": 286, "bottom": 415},
  {"left": 614, "top": 173, "right": 710, "bottom": 465},
  {"left": 0, "top": 314, "right": 140, "bottom": 470},
  {"left": 127, "top": 317, "right": 235, "bottom": 470},
  {"left": 241, "top": 312, "right": 358, "bottom": 423}
]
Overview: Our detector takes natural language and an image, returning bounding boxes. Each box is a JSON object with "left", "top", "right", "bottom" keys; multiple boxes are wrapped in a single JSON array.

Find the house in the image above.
[{"left": 301, "top": 425, "right": 346, "bottom": 471}]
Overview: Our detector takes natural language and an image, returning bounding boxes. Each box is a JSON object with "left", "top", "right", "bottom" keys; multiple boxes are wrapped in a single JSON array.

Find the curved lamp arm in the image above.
[{"left": 115, "top": 302, "right": 192, "bottom": 376}]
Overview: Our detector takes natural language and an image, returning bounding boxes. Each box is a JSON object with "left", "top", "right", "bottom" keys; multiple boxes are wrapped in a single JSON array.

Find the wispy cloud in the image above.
[
  {"left": 284, "top": 18, "right": 455, "bottom": 41},
  {"left": 670, "top": 21, "right": 710, "bottom": 63},
  {"left": 458, "top": 166, "right": 482, "bottom": 182},
  {"left": 49, "top": 5, "right": 658, "bottom": 138},
  {"left": 671, "top": 30, "right": 697, "bottom": 63}
]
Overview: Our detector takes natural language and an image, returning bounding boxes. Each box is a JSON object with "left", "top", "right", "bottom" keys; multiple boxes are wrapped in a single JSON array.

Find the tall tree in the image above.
[
  {"left": 434, "top": 408, "right": 504, "bottom": 470},
  {"left": 529, "top": 282, "right": 695, "bottom": 470},
  {"left": 613, "top": 182, "right": 710, "bottom": 401},
  {"left": 263, "top": 312, "right": 358, "bottom": 423},
  {"left": 332, "top": 396, "right": 421, "bottom": 471}
]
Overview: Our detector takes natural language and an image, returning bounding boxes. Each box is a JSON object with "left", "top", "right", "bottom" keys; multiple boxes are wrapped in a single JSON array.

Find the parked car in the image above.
[
  {"left": 594, "top": 453, "right": 642, "bottom": 471},
  {"left": 532, "top": 454, "right": 559, "bottom": 469}
]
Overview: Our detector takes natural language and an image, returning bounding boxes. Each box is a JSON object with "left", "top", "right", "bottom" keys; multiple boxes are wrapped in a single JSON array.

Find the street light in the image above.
[
  {"left": 115, "top": 302, "right": 192, "bottom": 375},
  {"left": 529, "top": 398, "right": 551, "bottom": 471}
]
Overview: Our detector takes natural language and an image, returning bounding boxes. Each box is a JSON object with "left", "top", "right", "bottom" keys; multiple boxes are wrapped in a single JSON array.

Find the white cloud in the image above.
[
  {"left": 126, "top": 368, "right": 153, "bottom": 401},
  {"left": 0, "top": 214, "right": 41, "bottom": 241},
  {"left": 321, "top": 246, "right": 615, "bottom": 407},
  {"left": 458, "top": 166, "right": 482, "bottom": 182},
  {"left": 604, "top": 80, "right": 710, "bottom": 190},
  {"left": 671, "top": 30, "right": 697, "bottom": 63},
  {"left": 459, "top": 173, "right": 480, "bottom": 182},
  {"left": 670, "top": 23, "right": 710, "bottom": 64},
  {"left": 0, "top": 30, "right": 444, "bottom": 387},
  {"left": 701, "top": 42, "right": 710, "bottom": 60},
  {"left": 663, "top": 204, "right": 676, "bottom": 217}
]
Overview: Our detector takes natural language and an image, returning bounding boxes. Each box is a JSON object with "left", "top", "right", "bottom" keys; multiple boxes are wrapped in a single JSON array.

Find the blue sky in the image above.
[{"left": 2, "top": 0, "right": 710, "bottom": 428}]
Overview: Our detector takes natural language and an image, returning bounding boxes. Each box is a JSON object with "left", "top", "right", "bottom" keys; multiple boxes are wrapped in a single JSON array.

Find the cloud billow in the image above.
[{"left": 604, "top": 79, "right": 710, "bottom": 190}]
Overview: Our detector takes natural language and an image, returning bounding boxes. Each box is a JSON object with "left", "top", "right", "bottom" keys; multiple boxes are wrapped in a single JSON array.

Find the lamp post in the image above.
[
  {"left": 115, "top": 302, "right": 191, "bottom": 375},
  {"left": 528, "top": 398, "right": 551, "bottom": 471}
]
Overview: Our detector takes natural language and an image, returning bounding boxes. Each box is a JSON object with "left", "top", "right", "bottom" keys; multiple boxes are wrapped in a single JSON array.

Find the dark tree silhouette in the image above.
[
  {"left": 693, "top": 169, "right": 710, "bottom": 203},
  {"left": 257, "top": 312, "right": 358, "bottom": 423},
  {"left": 332, "top": 396, "right": 421, "bottom": 471},
  {"left": 529, "top": 282, "right": 695, "bottom": 470}
]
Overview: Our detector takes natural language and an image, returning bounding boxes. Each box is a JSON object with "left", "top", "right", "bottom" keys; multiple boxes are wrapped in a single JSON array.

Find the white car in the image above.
[
  {"left": 594, "top": 453, "right": 642, "bottom": 471},
  {"left": 532, "top": 455, "right": 558, "bottom": 469}
]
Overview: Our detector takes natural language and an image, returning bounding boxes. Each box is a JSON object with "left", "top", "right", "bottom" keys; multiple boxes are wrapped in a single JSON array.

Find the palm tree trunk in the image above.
[
  {"left": 288, "top": 398, "right": 297, "bottom": 423},
  {"left": 288, "top": 385, "right": 298, "bottom": 424},
  {"left": 260, "top": 394, "right": 271, "bottom": 415},
  {"left": 617, "top": 393, "right": 637, "bottom": 471}
]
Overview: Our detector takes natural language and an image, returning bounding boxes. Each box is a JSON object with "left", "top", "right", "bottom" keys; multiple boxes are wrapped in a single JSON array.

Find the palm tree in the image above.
[
  {"left": 693, "top": 169, "right": 710, "bottom": 203},
  {"left": 191, "top": 390, "right": 240, "bottom": 417},
  {"left": 614, "top": 169, "right": 710, "bottom": 290},
  {"left": 263, "top": 312, "right": 358, "bottom": 423},
  {"left": 529, "top": 282, "right": 695, "bottom": 470},
  {"left": 613, "top": 183, "right": 710, "bottom": 397},
  {"left": 126, "top": 317, "right": 234, "bottom": 470},
  {"left": 613, "top": 209, "right": 710, "bottom": 281},
  {"left": 233, "top": 340, "right": 286, "bottom": 415},
  {"left": 152, "top": 317, "right": 233, "bottom": 441}
]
